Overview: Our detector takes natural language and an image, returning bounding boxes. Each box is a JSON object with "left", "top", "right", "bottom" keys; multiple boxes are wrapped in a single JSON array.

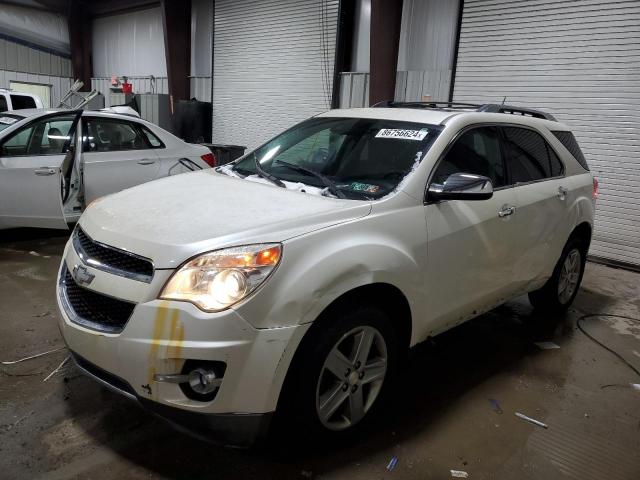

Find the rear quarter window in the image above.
[
  {"left": 10, "top": 95, "right": 37, "bottom": 110},
  {"left": 551, "top": 131, "right": 589, "bottom": 171}
]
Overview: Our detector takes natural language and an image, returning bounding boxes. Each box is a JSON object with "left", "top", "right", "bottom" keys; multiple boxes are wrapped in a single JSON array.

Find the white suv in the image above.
[{"left": 56, "top": 102, "right": 596, "bottom": 446}]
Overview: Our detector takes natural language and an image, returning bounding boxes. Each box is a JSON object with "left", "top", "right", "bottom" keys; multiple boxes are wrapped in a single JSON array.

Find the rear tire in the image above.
[
  {"left": 528, "top": 237, "right": 587, "bottom": 313},
  {"left": 278, "top": 304, "right": 398, "bottom": 443}
]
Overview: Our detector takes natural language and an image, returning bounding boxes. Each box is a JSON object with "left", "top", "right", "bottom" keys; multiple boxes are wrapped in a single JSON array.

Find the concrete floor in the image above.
[{"left": 1, "top": 228, "right": 639, "bottom": 480}]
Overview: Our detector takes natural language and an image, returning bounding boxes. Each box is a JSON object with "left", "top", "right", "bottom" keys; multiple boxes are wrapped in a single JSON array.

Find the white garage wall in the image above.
[
  {"left": 92, "top": 7, "right": 168, "bottom": 78},
  {"left": 212, "top": 0, "right": 338, "bottom": 150},
  {"left": 453, "top": 0, "right": 640, "bottom": 267}
]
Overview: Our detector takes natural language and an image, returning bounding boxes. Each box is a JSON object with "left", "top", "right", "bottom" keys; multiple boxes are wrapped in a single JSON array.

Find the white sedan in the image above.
[{"left": 0, "top": 109, "right": 214, "bottom": 230}]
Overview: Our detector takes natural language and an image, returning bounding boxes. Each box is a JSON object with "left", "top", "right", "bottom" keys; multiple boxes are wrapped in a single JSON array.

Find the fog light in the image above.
[{"left": 188, "top": 368, "right": 220, "bottom": 394}]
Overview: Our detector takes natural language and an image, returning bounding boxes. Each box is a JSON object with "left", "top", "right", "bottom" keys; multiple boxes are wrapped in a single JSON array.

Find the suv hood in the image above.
[{"left": 79, "top": 169, "right": 371, "bottom": 268}]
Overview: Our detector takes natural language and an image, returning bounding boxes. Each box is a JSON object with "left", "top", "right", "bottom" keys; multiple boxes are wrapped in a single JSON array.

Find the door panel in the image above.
[
  {"left": 0, "top": 154, "right": 67, "bottom": 229},
  {"left": 512, "top": 179, "right": 571, "bottom": 289},
  {"left": 422, "top": 126, "right": 519, "bottom": 335},
  {"left": 424, "top": 189, "right": 518, "bottom": 334},
  {"left": 500, "top": 126, "right": 571, "bottom": 290},
  {"left": 82, "top": 117, "right": 160, "bottom": 204},
  {"left": 82, "top": 151, "right": 160, "bottom": 203},
  {"left": 0, "top": 113, "right": 80, "bottom": 229}
]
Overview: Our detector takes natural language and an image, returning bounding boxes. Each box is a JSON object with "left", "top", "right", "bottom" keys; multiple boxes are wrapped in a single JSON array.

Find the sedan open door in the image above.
[{"left": 0, "top": 112, "right": 81, "bottom": 230}]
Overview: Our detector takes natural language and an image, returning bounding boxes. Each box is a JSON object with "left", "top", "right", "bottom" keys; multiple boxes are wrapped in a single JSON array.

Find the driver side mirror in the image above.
[{"left": 428, "top": 172, "right": 493, "bottom": 201}]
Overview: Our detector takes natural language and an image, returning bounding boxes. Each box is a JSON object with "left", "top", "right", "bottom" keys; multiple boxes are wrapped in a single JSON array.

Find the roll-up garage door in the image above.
[
  {"left": 453, "top": 0, "right": 640, "bottom": 267},
  {"left": 212, "top": 0, "right": 338, "bottom": 151}
]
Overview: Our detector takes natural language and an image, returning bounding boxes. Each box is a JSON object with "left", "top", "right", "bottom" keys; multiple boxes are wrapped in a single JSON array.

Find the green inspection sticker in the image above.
[{"left": 339, "top": 182, "right": 380, "bottom": 193}]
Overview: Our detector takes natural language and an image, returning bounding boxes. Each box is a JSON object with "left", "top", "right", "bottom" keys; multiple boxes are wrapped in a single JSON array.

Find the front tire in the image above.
[
  {"left": 281, "top": 305, "right": 398, "bottom": 441},
  {"left": 528, "top": 237, "right": 587, "bottom": 313}
]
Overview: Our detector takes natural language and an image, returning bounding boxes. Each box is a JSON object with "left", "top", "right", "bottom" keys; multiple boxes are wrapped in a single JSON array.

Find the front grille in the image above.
[
  {"left": 73, "top": 227, "right": 154, "bottom": 283},
  {"left": 60, "top": 265, "right": 136, "bottom": 333}
]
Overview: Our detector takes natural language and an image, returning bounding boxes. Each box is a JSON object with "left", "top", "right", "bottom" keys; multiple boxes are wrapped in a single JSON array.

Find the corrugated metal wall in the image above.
[
  {"left": 339, "top": 0, "right": 459, "bottom": 108},
  {"left": 92, "top": 7, "right": 167, "bottom": 78},
  {"left": 453, "top": 0, "right": 640, "bottom": 267},
  {"left": 396, "top": 0, "right": 459, "bottom": 101},
  {"left": 0, "top": 37, "right": 73, "bottom": 107},
  {"left": 212, "top": 0, "right": 338, "bottom": 150},
  {"left": 339, "top": 70, "right": 452, "bottom": 108}
]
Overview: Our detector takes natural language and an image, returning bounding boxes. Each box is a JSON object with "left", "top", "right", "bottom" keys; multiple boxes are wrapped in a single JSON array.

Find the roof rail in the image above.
[
  {"left": 373, "top": 101, "right": 483, "bottom": 110},
  {"left": 372, "top": 100, "right": 556, "bottom": 121},
  {"left": 478, "top": 104, "right": 556, "bottom": 121}
]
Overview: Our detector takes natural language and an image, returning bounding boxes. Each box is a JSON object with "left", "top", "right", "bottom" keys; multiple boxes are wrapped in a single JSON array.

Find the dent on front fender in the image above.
[{"left": 233, "top": 233, "right": 423, "bottom": 331}]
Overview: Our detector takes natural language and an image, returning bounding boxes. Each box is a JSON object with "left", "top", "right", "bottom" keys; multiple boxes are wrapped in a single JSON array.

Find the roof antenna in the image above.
[{"left": 501, "top": 96, "right": 507, "bottom": 107}]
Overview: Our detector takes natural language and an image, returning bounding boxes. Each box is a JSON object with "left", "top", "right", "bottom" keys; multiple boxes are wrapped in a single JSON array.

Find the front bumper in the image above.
[
  {"left": 56, "top": 242, "right": 310, "bottom": 446},
  {"left": 71, "top": 351, "right": 272, "bottom": 447}
]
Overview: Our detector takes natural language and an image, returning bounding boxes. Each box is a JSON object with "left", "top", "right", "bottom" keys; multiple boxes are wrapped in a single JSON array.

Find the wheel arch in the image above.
[
  {"left": 569, "top": 221, "right": 592, "bottom": 250},
  {"left": 273, "top": 282, "right": 412, "bottom": 414}
]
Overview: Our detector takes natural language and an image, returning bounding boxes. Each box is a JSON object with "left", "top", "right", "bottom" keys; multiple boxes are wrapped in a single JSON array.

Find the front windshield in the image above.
[
  {"left": 226, "top": 117, "right": 442, "bottom": 200},
  {"left": 0, "top": 115, "right": 23, "bottom": 133}
]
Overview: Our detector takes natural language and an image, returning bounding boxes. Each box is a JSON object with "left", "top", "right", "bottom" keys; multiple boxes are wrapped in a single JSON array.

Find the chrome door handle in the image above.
[
  {"left": 498, "top": 205, "right": 516, "bottom": 217},
  {"left": 34, "top": 167, "right": 57, "bottom": 176},
  {"left": 558, "top": 186, "right": 568, "bottom": 200},
  {"left": 137, "top": 159, "right": 156, "bottom": 165}
]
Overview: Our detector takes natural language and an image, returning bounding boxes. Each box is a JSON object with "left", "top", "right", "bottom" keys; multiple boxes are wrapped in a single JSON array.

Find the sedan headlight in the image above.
[{"left": 160, "top": 244, "right": 281, "bottom": 312}]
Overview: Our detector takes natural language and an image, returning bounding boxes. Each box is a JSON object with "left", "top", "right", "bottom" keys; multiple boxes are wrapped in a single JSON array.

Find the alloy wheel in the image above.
[
  {"left": 558, "top": 248, "right": 581, "bottom": 304},
  {"left": 315, "top": 326, "right": 388, "bottom": 431}
]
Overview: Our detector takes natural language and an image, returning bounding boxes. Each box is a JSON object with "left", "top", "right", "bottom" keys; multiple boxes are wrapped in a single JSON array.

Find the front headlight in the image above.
[{"left": 159, "top": 244, "right": 281, "bottom": 312}]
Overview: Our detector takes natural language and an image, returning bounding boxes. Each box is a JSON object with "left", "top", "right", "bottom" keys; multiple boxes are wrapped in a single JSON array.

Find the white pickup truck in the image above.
[{"left": 0, "top": 89, "right": 44, "bottom": 112}]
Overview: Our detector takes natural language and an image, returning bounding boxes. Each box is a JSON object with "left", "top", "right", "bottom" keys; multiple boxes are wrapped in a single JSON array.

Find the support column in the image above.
[
  {"left": 331, "top": 0, "right": 357, "bottom": 109},
  {"left": 369, "top": 0, "right": 403, "bottom": 106},
  {"left": 161, "top": 0, "right": 192, "bottom": 109},
  {"left": 67, "top": 0, "right": 92, "bottom": 91}
]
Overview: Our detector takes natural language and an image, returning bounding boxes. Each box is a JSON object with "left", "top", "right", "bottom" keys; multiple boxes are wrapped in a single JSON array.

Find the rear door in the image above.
[
  {"left": 0, "top": 113, "right": 80, "bottom": 229},
  {"left": 424, "top": 126, "right": 520, "bottom": 335},
  {"left": 500, "top": 126, "right": 571, "bottom": 289},
  {"left": 81, "top": 116, "right": 160, "bottom": 204}
]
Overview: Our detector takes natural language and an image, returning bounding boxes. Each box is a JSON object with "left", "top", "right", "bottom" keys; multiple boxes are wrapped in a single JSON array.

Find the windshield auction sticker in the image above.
[
  {"left": 375, "top": 128, "right": 428, "bottom": 141},
  {"left": 0, "top": 116, "right": 18, "bottom": 124}
]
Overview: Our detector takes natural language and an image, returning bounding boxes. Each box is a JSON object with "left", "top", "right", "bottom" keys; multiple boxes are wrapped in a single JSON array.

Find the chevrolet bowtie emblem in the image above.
[{"left": 72, "top": 264, "right": 95, "bottom": 286}]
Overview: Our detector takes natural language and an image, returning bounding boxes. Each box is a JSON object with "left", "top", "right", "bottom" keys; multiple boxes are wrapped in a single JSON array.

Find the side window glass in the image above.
[
  {"left": 0, "top": 96, "right": 7, "bottom": 112},
  {"left": 41, "top": 120, "right": 73, "bottom": 154},
  {"left": 0, "top": 116, "right": 74, "bottom": 156},
  {"left": 141, "top": 126, "right": 163, "bottom": 148},
  {"left": 83, "top": 118, "right": 150, "bottom": 152},
  {"left": 432, "top": 127, "right": 505, "bottom": 187},
  {"left": 502, "top": 127, "right": 554, "bottom": 183}
]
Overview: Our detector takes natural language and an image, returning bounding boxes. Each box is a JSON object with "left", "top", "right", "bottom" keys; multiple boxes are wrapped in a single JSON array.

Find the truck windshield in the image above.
[{"left": 227, "top": 117, "right": 442, "bottom": 199}]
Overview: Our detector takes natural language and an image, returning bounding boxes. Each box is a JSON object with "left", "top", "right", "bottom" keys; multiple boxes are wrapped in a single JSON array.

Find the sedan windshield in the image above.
[
  {"left": 0, "top": 114, "right": 24, "bottom": 133},
  {"left": 227, "top": 117, "right": 442, "bottom": 199}
]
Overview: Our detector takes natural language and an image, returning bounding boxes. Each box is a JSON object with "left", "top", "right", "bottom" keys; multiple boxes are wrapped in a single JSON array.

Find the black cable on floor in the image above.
[{"left": 576, "top": 313, "right": 640, "bottom": 378}]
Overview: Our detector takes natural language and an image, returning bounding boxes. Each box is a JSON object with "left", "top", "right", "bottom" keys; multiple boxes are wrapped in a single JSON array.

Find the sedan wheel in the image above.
[{"left": 315, "top": 326, "right": 387, "bottom": 431}]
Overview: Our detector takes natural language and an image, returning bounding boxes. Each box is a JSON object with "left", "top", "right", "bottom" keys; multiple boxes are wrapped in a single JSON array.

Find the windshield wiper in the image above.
[
  {"left": 254, "top": 152, "right": 286, "bottom": 188},
  {"left": 273, "top": 160, "right": 347, "bottom": 199}
]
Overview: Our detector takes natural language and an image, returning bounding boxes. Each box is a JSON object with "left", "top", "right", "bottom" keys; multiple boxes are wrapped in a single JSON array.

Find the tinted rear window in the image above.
[
  {"left": 551, "top": 131, "right": 589, "bottom": 171},
  {"left": 10, "top": 94, "right": 37, "bottom": 110},
  {"left": 502, "top": 127, "right": 564, "bottom": 183}
]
